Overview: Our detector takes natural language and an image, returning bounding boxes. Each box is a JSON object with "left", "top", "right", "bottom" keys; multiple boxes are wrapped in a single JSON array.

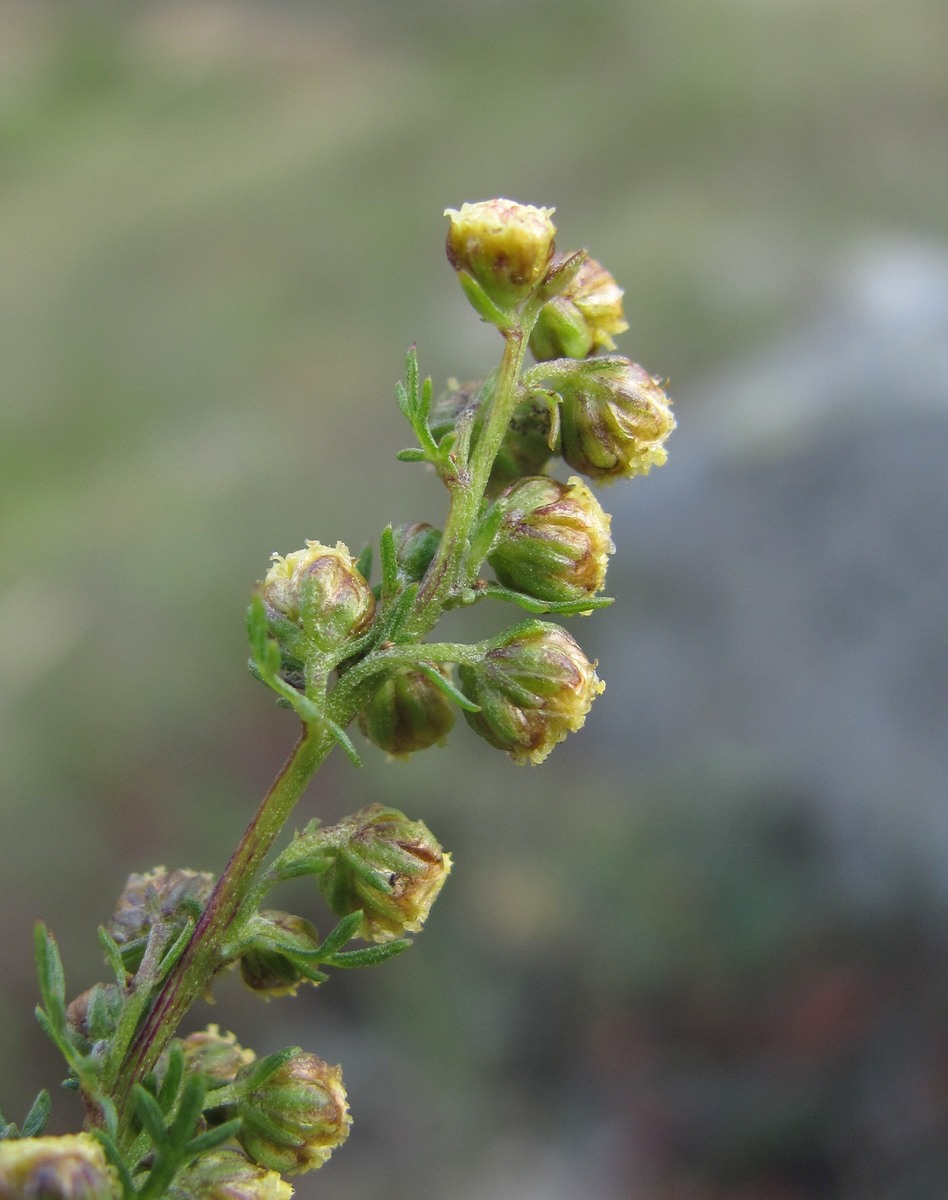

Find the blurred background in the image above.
[{"left": 2, "top": 0, "right": 948, "bottom": 1196}]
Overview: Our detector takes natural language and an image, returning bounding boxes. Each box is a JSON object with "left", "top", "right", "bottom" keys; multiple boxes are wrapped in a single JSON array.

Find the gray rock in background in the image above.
[{"left": 599, "top": 235, "right": 948, "bottom": 899}]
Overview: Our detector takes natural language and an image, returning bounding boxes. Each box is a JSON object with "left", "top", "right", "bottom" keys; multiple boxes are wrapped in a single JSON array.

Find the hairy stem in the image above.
[{"left": 111, "top": 726, "right": 331, "bottom": 1145}]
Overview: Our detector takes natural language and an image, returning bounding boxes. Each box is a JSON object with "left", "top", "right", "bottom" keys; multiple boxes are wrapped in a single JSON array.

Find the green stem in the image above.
[
  {"left": 110, "top": 725, "right": 332, "bottom": 1146},
  {"left": 406, "top": 325, "right": 532, "bottom": 637}
]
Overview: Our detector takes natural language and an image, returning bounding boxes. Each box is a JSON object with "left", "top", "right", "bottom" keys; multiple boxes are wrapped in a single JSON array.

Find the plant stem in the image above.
[
  {"left": 406, "top": 325, "right": 531, "bottom": 637},
  {"left": 111, "top": 725, "right": 331, "bottom": 1145}
]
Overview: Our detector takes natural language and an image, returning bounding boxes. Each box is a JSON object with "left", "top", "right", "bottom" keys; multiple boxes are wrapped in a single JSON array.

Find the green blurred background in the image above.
[{"left": 3, "top": 1, "right": 948, "bottom": 1197}]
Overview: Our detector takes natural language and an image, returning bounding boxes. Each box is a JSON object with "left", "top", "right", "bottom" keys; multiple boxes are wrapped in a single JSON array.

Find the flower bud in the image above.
[
  {"left": 391, "top": 523, "right": 441, "bottom": 583},
  {"left": 458, "top": 622, "right": 604, "bottom": 764},
  {"left": 318, "top": 804, "right": 451, "bottom": 942},
  {"left": 444, "top": 199, "right": 556, "bottom": 311},
  {"left": 488, "top": 394, "right": 557, "bottom": 494},
  {"left": 530, "top": 255, "right": 629, "bottom": 360},
  {"left": 178, "top": 1025, "right": 256, "bottom": 1084},
  {"left": 171, "top": 1148, "right": 292, "bottom": 1200},
  {"left": 0, "top": 1134, "right": 120, "bottom": 1200},
  {"left": 559, "top": 359, "right": 675, "bottom": 483},
  {"left": 488, "top": 476, "right": 614, "bottom": 605},
  {"left": 357, "top": 666, "right": 455, "bottom": 758},
  {"left": 237, "top": 911, "right": 321, "bottom": 998},
  {"left": 263, "top": 541, "right": 375, "bottom": 652},
  {"left": 235, "top": 1051, "right": 350, "bottom": 1175},
  {"left": 107, "top": 867, "right": 215, "bottom": 971}
]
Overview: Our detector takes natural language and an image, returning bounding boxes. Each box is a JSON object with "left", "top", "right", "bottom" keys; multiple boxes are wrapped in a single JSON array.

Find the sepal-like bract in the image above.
[{"left": 530, "top": 256, "right": 628, "bottom": 360}]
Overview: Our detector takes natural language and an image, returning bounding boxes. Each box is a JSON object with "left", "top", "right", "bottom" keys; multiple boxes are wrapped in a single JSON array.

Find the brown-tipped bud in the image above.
[
  {"left": 178, "top": 1025, "right": 256, "bottom": 1084},
  {"left": 107, "top": 867, "right": 215, "bottom": 970},
  {"left": 530, "top": 255, "right": 629, "bottom": 360},
  {"left": 444, "top": 199, "right": 556, "bottom": 311},
  {"left": 172, "top": 1148, "right": 293, "bottom": 1200},
  {"left": 458, "top": 622, "right": 604, "bottom": 764},
  {"left": 391, "top": 523, "right": 441, "bottom": 583},
  {"left": 0, "top": 1134, "right": 120, "bottom": 1200},
  {"left": 263, "top": 540, "right": 375, "bottom": 652},
  {"left": 237, "top": 911, "right": 321, "bottom": 998},
  {"left": 318, "top": 804, "right": 451, "bottom": 943},
  {"left": 559, "top": 359, "right": 675, "bottom": 483},
  {"left": 488, "top": 475, "right": 614, "bottom": 605},
  {"left": 235, "top": 1051, "right": 350, "bottom": 1176},
  {"left": 357, "top": 666, "right": 455, "bottom": 758}
]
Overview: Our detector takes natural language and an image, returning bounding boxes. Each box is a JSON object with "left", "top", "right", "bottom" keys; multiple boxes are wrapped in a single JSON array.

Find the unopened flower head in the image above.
[
  {"left": 237, "top": 911, "right": 321, "bottom": 998},
  {"left": 445, "top": 199, "right": 556, "bottom": 310},
  {"left": 171, "top": 1148, "right": 293, "bottom": 1200},
  {"left": 107, "top": 867, "right": 215, "bottom": 970},
  {"left": 177, "top": 1025, "right": 256, "bottom": 1083},
  {"left": 235, "top": 1051, "right": 350, "bottom": 1176},
  {"left": 357, "top": 665, "right": 455, "bottom": 758},
  {"left": 391, "top": 522, "right": 441, "bottom": 583},
  {"left": 488, "top": 475, "right": 614, "bottom": 606},
  {"left": 0, "top": 1133, "right": 120, "bottom": 1200},
  {"left": 263, "top": 541, "right": 375, "bottom": 652},
  {"left": 488, "top": 394, "right": 557, "bottom": 493},
  {"left": 318, "top": 804, "right": 451, "bottom": 942},
  {"left": 559, "top": 358, "right": 675, "bottom": 483},
  {"left": 459, "top": 622, "right": 604, "bottom": 764},
  {"left": 530, "top": 255, "right": 629, "bottom": 361}
]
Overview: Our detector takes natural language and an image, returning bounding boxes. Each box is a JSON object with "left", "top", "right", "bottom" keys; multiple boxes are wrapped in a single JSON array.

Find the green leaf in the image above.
[
  {"left": 314, "top": 912, "right": 364, "bottom": 959},
  {"left": 98, "top": 926, "right": 127, "bottom": 986},
  {"left": 396, "top": 447, "right": 428, "bottom": 462},
  {"left": 323, "top": 939, "right": 412, "bottom": 968},
  {"left": 184, "top": 1117, "right": 242, "bottom": 1158},
  {"left": 478, "top": 582, "right": 614, "bottom": 616},
  {"left": 157, "top": 1044, "right": 184, "bottom": 1113},
  {"left": 355, "top": 542, "right": 373, "bottom": 582},
  {"left": 90, "top": 1129, "right": 135, "bottom": 1197},
  {"left": 20, "top": 1090, "right": 51, "bottom": 1138},
  {"left": 323, "top": 716, "right": 362, "bottom": 766},
  {"left": 133, "top": 1085, "right": 169, "bottom": 1148},
  {"left": 467, "top": 500, "right": 504, "bottom": 571},
  {"left": 418, "top": 663, "right": 480, "bottom": 712},
  {"left": 457, "top": 270, "right": 514, "bottom": 330},
  {"left": 379, "top": 525, "right": 398, "bottom": 600}
]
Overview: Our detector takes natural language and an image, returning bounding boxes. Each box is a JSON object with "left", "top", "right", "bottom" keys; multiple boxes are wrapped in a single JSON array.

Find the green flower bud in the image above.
[
  {"left": 444, "top": 199, "right": 556, "bottom": 311},
  {"left": 107, "top": 867, "right": 215, "bottom": 971},
  {"left": 318, "top": 804, "right": 451, "bottom": 943},
  {"left": 559, "top": 358, "right": 675, "bottom": 483},
  {"left": 263, "top": 541, "right": 375, "bottom": 652},
  {"left": 357, "top": 666, "right": 455, "bottom": 758},
  {"left": 171, "top": 1148, "right": 292, "bottom": 1200},
  {"left": 458, "top": 622, "right": 604, "bottom": 765},
  {"left": 430, "top": 380, "right": 555, "bottom": 495},
  {"left": 66, "top": 983, "right": 121, "bottom": 1047},
  {"left": 178, "top": 1025, "right": 256, "bottom": 1084},
  {"left": 530, "top": 255, "right": 629, "bottom": 361},
  {"left": 0, "top": 1134, "right": 120, "bottom": 1200},
  {"left": 488, "top": 475, "right": 614, "bottom": 606},
  {"left": 391, "top": 523, "right": 441, "bottom": 583},
  {"left": 488, "top": 394, "right": 557, "bottom": 494},
  {"left": 237, "top": 911, "right": 321, "bottom": 998},
  {"left": 235, "top": 1051, "right": 350, "bottom": 1176}
]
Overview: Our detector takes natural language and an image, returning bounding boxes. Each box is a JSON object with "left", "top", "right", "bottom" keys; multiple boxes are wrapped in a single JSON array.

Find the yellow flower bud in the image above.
[
  {"left": 559, "top": 359, "right": 675, "bottom": 483},
  {"left": 459, "top": 622, "right": 604, "bottom": 764},
  {"left": 530, "top": 255, "right": 629, "bottom": 360},
  {"left": 172, "top": 1148, "right": 293, "bottom": 1200},
  {"left": 235, "top": 1052, "right": 350, "bottom": 1176},
  {"left": 263, "top": 541, "right": 375, "bottom": 651},
  {"left": 444, "top": 199, "right": 556, "bottom": 311},
  {"left": 318, "top": 804, "right": 451, "bottom": 942},
  {"left": 0, "top": 1134, "right": 120, "bottom": 1200},
  {"left": 488, "top": 475, "right": 614, "bottom": 606}
]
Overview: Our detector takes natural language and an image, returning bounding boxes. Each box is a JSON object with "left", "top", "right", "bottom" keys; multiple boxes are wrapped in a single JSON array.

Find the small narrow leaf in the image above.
[
  {"left": 396, "top": 447, "right": 428, "bottom": 463},
  {"left": 323, "top": 939, "right": 412, "bottom": 968},
  {"left": 132, "top": 1085, "right": 169, "bottom": 1148},
  {"left": 418, "top": 663, "right": 481, "bottom": 712},
  {"left": 323, "top": 716, "right": 362, "bottom": 767},
  {"left": 20, "top": 1090, "right": 51, "bottom": 1138},
  {"left": 314, "top": 912, "right": 364, "bottom": 959},
  {"left": 379, "top": 525, "right": 398, "bottom": 599},
  {"left": 355, "top": 542, "right": 373, "bottom": 582},
  {"left": 98, "top": 926, "right": 127, "bottom": 986},
  {"left": 184, "top": 1118, "right": 243, "bottom": 1158}
]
